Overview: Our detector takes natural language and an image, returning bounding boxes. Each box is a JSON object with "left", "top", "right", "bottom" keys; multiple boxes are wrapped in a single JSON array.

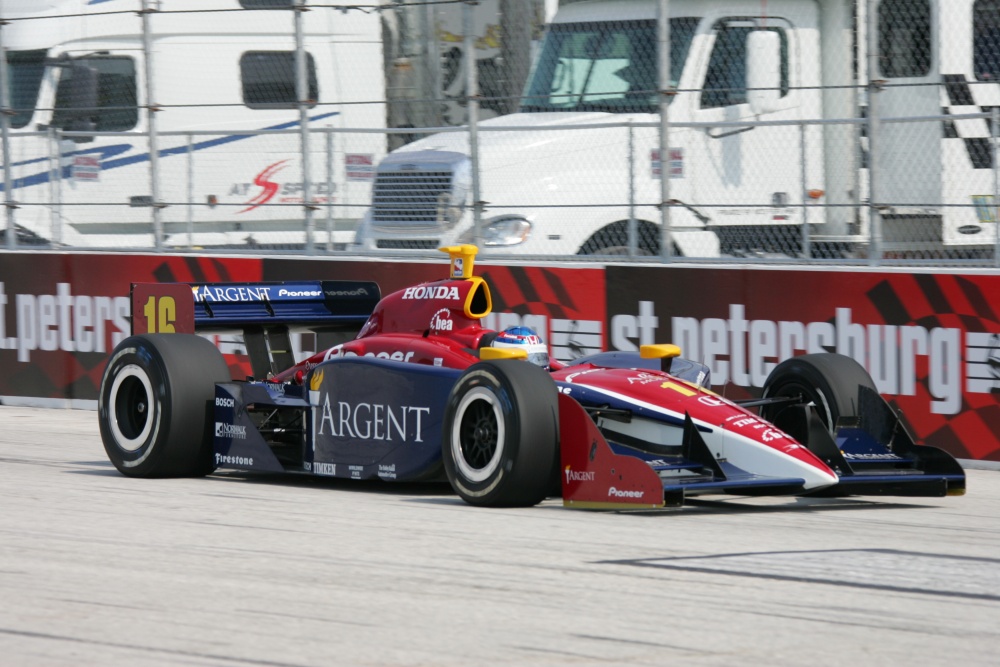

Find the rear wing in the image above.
[{"left": 130, "top": 280, "right": 380, "bottom": 378}]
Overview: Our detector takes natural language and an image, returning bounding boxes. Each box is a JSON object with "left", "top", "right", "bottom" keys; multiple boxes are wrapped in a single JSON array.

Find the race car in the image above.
[{"left": 98, "top": 245, "right": 965, "bottom": 509}]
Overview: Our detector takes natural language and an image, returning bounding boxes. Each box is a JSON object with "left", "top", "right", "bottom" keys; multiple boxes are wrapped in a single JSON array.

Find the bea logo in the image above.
[{"left": 430, "top": 308, "right": 454, "bottom": 332}]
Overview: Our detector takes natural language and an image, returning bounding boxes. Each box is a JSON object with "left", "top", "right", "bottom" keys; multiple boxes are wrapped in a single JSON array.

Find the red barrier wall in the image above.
[
  {"left": 605, "top": 265, "right": 1000, "bottom": 462},
  {"left": 0, "top": 251, "right": 996, "bottom": 462}
]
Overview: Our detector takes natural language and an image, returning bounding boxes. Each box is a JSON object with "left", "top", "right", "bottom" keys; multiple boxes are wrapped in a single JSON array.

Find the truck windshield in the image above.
[
  {"left": 520, "top": 18, "right": 698, "bottom": 113},
  {"left": 6, "top": 50, "right": 47, "bottom": 129}
]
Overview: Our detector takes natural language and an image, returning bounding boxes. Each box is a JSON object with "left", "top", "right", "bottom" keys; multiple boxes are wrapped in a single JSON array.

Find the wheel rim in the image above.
[
  {"left": 451, "top": 386, "right": 505, "bottom": 483},
  {"left": 108, "top": 364, "right": 155, "bottom": 452}
]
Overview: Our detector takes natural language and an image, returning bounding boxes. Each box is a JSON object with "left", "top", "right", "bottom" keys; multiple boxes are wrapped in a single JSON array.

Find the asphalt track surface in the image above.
[{"left": 1, "top": 406, "right": 998, "bottom": 667}]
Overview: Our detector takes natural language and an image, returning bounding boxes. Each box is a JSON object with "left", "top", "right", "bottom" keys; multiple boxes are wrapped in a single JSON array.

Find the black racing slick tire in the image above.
[
  {"left": 442, "top": 360, "right": 559, "bottom": 507},
  {"left": 761, "top": 352, "right": 878, "bottom": 435},
  {"left": 98, "top": 333, "right": 230, "bottom": 478}
]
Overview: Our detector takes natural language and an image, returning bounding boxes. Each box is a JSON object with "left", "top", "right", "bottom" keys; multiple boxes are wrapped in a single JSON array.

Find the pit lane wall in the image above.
[{"left": 0, "top": 252, "right": 997, "bottom": 463}]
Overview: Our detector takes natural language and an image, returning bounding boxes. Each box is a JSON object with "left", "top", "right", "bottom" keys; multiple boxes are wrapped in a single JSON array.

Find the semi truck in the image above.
[{"left": 353, "top": 0, "right": 1000, "bottom": 258}]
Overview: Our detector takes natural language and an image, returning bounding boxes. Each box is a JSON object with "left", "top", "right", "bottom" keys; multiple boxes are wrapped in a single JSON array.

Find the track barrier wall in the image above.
[{"left": 0, "top": 251, "right": 996, "bottom": 463}]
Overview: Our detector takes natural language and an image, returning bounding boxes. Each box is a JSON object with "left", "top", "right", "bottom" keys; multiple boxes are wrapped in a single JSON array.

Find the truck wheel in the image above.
[
  {"left": 578, "top": 220, "right": 680, "bottom": 256},
  {"left": 99, "top": 333, "right": 229, "bottom": 478},
  {"left": 761, "top": 353, "right": 878, "bottom": 434},
  {"left": 442, "top": 360, "right": 559, "bottom": 507}
]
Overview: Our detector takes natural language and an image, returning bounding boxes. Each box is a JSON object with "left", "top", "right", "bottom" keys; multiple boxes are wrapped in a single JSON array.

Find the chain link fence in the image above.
[{"left": 1, "top": 0, "right": 999, "bottom": 266}]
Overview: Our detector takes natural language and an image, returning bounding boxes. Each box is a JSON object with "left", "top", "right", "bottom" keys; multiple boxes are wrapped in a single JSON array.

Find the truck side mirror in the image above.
[
  {"left": 54, "top": 62, "right": 99, "bottom": 143},
  {"left": 746, "top": 30, "right": 781, "bottom": 115}
]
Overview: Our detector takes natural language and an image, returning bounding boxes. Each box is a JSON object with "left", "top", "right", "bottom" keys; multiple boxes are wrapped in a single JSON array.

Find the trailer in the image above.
[{"left": 0, "top": 0, "right": 553, "bottom": 249}]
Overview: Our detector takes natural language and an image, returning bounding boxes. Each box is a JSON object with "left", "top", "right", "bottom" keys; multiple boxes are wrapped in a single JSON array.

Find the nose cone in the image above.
[{"left": 723, "top": 414, "right": 839, "bottom": 491}]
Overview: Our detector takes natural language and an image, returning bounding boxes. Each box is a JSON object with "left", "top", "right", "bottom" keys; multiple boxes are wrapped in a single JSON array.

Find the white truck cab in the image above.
[{"left": 354, "top": 0, "right": 1000, "bottom": 259}]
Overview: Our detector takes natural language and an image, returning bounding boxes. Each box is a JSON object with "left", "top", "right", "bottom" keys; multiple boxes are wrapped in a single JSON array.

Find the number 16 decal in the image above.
[
  {"left": 143, "top": 295, "right": 176, "bottom": 333},
  {"left": 130, "top": 284, "right": 195, "bottom": 335}
]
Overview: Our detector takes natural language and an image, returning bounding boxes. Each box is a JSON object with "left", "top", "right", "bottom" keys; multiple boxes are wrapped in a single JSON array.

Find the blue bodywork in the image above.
[{"left": 213, "top": 357, "right": 463, "bottom": 482}]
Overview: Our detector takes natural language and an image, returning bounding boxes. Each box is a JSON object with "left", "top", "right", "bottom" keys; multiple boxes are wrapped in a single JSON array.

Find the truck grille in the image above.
[{"left": 371, "top": 170, "right": 453, "bottom": 227}]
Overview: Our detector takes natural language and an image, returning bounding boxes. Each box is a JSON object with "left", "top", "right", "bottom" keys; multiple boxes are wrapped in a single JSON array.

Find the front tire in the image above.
[
  {"left": 98, "top": 334, "right": 230, "bottom": 477},
  {"left": 442, "top": 360, "right": 559, "bottom": 507},
  {"left": 761, "top": 353, "right": 878, "bottom": 435}
]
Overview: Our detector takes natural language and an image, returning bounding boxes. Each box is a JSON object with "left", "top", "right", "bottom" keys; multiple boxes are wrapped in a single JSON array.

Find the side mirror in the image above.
[{"left": 746, "top": 30, "right": 781, "bottom": 115}]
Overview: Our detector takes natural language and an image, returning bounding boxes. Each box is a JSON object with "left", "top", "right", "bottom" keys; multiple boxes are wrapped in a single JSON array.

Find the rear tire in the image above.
[
  {"left": 442, "top": 360, "right": 559, "bottom": 507},
  {"left": 761, "top": 353, "right": 877, "bottom": 435},
  {"left": 98, "top": 334, "right": 230, "bottom": 477}
]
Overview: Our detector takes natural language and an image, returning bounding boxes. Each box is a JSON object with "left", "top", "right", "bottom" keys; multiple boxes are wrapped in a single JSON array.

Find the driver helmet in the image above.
[{"left": 492, "top": 326, "right": 550, "bottom": 368}]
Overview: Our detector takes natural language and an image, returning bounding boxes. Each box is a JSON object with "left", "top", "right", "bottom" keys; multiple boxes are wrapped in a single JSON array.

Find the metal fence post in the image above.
[
  {"left": 295, "top": 0, "right": 315, "bottom": 254},
  {"left": 464, "top": 0, "right": 483, "bottom": 246},
  {"left": 628, "top": 122, "right": 637, "bottom": 256},
  {"left": 657, "top": 0, "right": 672, "bottom": 261},
  {"left": 993, "top": 107, "right": 999, "bottom": 268},
  {"left": 186, "top": 132, "right": 194, "bottom": 250},
  {"left": 141, "top": 0, "right": 163, "bottom": 250},
  {"left": 326, "top": 127, "right": 334, "bottom": 252},
  {"left": 800, "top": 121, "right": 810, "bottom": 258},
  {"left": 48, "top": 127, "right": 62, "bottom": 245},
  {"left": 865, "top": 0, "right": 882, "bottom": 266},
  {"left": 0, "top": 20, "right": 17, "bottom": 250}
]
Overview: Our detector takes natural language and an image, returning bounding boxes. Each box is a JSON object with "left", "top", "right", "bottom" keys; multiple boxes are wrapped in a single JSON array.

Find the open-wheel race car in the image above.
[{"left": 98, "top": 246, "right": 965, "bottom": 509}]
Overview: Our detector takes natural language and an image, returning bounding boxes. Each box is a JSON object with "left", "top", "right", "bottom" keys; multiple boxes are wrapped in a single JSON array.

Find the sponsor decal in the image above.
[
  {"left": 72, "top": 155, "right": 101, "bottom": 181},
  {"left": 608, "top": 486, "right": 645, "bottom": 499},
  {"left": 564, "top": 466, "right": 596, "bottom": 484},
  {"left": 322, "top": 345, "right": 415, "bottom": 363},
  {"left": 345, "top": 153, "right": 374, "bottom": 181},
  {"left": 215, "top": 453, "right": 254, "bottom": 466},
  {"left": 842, "top": 452, "right": 905, "bottom": 460},
  {"left": 402, "top": 285, "right": 461, "bottom": 300},
  {"left": 725, "top": 414, "right": 789, "bottom": 444},
  {"left": 192, "top": 284, "right": 273, "bottom": 303},
  {"left": 0, "top": 282, "right": 130, "bottom": 363},
  {"left": 378, "top": 463, "right": 397, "bottom": 479},
  {"left": 651, "top": 148, "right": 684, "bottom": 179},
  {"left": 697, "top": 395, "right": 727, "bottom": 408},
  {"left": 236, "top": 160, "right": 288, "bottom": 213},
  {"left": 626, "top": 372, "right": 664, "bottom": 385},
  {"left": 564, "top": 369, "right": 601, "bottom": 383},
  {"left": 277, "top": 288, "right": 321, "bottom": 297},
  {"left": 316, "top": 394, "right": 430, "bottom": 442},
  {"left": 314, "top": 462, "right": 336, "bottom": 475},
  {"left": 215, "top": 422, "right": 247, "bottom": 440},
  {"left": 310, "top": 368, "right": 325, "bottom": 391},
  {"left": 430, "top": 308, "right": 454, "bottom": 332},
  {"left": 231, "top": 161, "right": 338, "bottom": 212},
  {"left": 348, "top": 464, "right": 364, "bottom": 479},
  {"left": 215, "top": 397, "right": 235, "bottom": 408},
  {"left": 325, "top": 287, "right": 370, "bottom": 297}
]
